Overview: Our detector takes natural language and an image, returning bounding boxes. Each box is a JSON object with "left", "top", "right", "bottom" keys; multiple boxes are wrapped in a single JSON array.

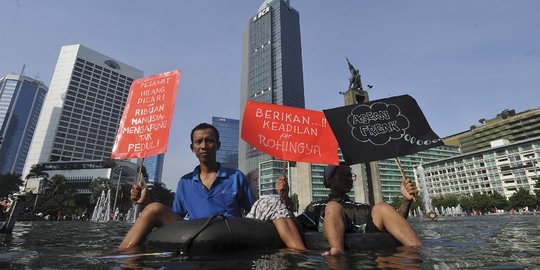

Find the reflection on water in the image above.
[
  {"left": 1, "top": 215, "right": 539, "bottom": 269},
  {"left": 418, "top": 215, "right": 540, "bottom": 269}
]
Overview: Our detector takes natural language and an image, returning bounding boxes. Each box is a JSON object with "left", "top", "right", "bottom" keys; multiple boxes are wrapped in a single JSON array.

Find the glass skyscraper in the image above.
[
  {"left": 239, "top": 0, "right": 305, "bottom": 185},
  {"left": 212, "top": 116, "right": 239, "bottom": 169},
  {"left": 144, "top": 154, "right": 164, "bottom": 183},
  {"left": 22, "top": 44, "right": 143, "bottom": 178},
  {"left": 0, "top": 74, "right": 48, "bottom": 175}
]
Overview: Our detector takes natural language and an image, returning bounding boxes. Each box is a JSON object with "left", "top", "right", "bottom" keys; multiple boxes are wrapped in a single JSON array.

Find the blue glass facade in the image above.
[
  {"left": 212, "top": 116, "right": 239, "bottom": 169},
  {"left": 0, "top": 75, "right": 48, "bottom": 175},
  {"left": 144, "top": 153, "right": 164, "bottom": 183},
  {"left": 239, "top": 0, "right": 305, "bottom": 177}
]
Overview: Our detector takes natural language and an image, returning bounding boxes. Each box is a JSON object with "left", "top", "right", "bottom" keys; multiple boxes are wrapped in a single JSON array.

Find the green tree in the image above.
[
  {"left": 0, "top": 173, "right": 23, "bottom": 199},
  {"left": 35, "top": 175, "right": 77, "bottom": 215},
  {"left": 459, "top": 196, "right": 474, "bottom": 212},
  {"left": 411, "top": 195, "right": 423, "bottom": 212},
  {"left": 489, "top": 192, "right": 508, "bottom": 210},
  {"left": 472, "top": 193, "right": 494, "bottom": 213},
  {"left": 508, "top": 188, "right": 537, "bottom": 209},
  {"left": 431, "top": 196, "right": 443, "bottom": 208},
  {"left": 26, "top": 164, "right": 49, "bottom": 180},
  {"left": 25, "top": 163, "right": 49, "bottom": 192},
  {"left": 90, "top": 177, "right": 113, "bottom": 204},
  {"left": 445, "top": 194, "right": 460, "bottom": 207},
  {"left": 432, "top": 194, "right": 460, "bottom": 208},
  {"left": 497, "top": 109, "right": 516, "bottom": 119}
]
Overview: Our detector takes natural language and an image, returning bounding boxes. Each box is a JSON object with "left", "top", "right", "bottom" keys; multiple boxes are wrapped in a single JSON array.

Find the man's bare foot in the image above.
[{"left": 322, "top": 247, "right": 345, "bottom": 256}]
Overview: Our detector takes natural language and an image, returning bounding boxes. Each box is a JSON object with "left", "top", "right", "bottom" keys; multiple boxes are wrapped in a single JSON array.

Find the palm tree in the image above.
[
  {"left": 24, "top": 164, "right": 50, "bottom": 193},
  {"left": 26, "top": 164, "right": 49, "bottom": 180}
]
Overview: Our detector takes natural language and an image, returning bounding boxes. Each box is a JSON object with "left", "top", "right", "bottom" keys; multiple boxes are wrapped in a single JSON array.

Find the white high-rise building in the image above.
[{"left": 22, "top": 44, "right": 143, "bottom": 178}]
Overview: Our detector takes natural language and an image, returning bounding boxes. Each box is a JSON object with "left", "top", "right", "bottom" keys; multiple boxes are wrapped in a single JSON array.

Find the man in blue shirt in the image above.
[
  {"left": 119, "top": 123, "right": 256, "bottom": 250},
  {"left": 172, "top": 165, "right": 255, "bottom": 219}
]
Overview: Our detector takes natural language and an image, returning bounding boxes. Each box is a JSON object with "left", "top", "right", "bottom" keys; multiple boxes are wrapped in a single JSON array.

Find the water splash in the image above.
[
  {"left": 414, "top": 164, "right": 465, "bottom": 219},
  {"left": 91, "top": 190, "right": 111, "bottom": 222},
  {"left": 124, "top": 204, "right": 139, "bottom": 223},
  {"left": 414, "top": 164, "right": 435, "bottom": 217},
  {"left": 414, "top": 164, "right": 441, "bottom": 220}
]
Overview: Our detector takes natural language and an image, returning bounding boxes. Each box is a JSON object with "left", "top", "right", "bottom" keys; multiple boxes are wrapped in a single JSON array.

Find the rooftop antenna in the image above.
[{"left": 20, "top": 64, "right": 26, "bottom": 77}]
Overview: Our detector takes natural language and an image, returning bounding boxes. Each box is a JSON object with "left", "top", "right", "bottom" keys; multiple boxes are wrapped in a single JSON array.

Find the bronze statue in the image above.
[{"left": 346, "top": 57, "right": 362, "bottom": 90}]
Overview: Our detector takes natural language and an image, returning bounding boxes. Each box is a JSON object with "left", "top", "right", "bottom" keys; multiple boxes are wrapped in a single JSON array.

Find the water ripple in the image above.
[{"left": 1, "top": 215, "right": 539, "bottom": 268}]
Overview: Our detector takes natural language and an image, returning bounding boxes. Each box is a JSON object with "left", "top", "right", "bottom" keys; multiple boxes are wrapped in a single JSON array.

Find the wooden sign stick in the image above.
[{"left": 395, "top": 157, "right": 416, "bottom": 202}]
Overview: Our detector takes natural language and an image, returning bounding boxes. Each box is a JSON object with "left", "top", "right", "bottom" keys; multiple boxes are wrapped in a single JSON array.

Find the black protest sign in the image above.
[{"left": 323, "top": 95, "right": 443, "bottom": 165}]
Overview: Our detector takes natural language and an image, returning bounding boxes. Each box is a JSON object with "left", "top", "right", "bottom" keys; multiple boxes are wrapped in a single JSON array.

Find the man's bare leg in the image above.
[
  {"left": 322, "top": 201, "right": 346, "bottom": 256},
  {"left": 272, "top": 218, "right": 306, "bottom": 251},
  {"left": 119, "top": 202, "right": 180, "bottom": 251},
  {"left": 370, "top": 202, "right": 423, "bottom": 247}
]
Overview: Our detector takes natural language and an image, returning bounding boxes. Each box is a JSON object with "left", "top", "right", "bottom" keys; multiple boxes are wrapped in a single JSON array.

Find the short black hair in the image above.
[{"left": 190, "top": 123, "right": 220, "bottom": 143}]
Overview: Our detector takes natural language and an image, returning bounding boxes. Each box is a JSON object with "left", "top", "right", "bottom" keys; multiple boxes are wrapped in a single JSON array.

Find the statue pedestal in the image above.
[
  {"left": 342, "top": 88, "right": 383, "bottom": 205},
  {"left": 343, "top": 88, "right": 368, "bottom": 105}
]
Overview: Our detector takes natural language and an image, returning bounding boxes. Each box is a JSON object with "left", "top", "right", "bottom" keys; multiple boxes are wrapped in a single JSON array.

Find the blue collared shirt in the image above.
[{"left": 171, "top": 165, "right": 256, "bottom": 219}]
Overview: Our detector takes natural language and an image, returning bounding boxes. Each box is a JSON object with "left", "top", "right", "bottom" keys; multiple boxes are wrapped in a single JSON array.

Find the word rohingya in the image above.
[{"left": 258, "top": 134, "right": 321, "bottom": 156}]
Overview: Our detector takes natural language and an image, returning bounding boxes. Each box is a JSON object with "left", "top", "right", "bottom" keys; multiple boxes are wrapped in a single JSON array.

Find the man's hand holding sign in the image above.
[
  {"left": 112, "top": 70, "right": 180, "bottom": 206},
  {"left": 241, "top": 100, "right": 339, "bottom": 205},
  {"left": 241, "top": 100, "right": 339, "bottom": 166},
  {"left": 241, "top": 96, "right": 428, "bottom": 254},
  {"left": 241, "top": 101, "right": 340, "bottom": 252},
  {"left": 323, "top": 94, "right": 444, "bottom": 203},
  {"left": 112, "top": 70, "right": 180, "bottom": 161}
]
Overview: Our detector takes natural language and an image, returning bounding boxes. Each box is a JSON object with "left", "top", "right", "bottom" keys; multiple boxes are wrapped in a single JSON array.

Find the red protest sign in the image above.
[
  {"left": 111, "top": 70, "right": 180, "bottom": 159},
  {"left": 241, "top": 100, "right": 339, "bottom": 165}
]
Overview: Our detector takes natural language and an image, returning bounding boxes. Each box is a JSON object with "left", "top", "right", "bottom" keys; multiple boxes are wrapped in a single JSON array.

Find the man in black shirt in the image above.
[{"left": 298, "top": 163, "right": 422, "bottom": 256}]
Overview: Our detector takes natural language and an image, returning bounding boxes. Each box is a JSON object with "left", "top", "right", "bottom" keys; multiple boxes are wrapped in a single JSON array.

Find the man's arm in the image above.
[
  {"left": 130, "top": 183, "right": 152, "bottom": 206},
  {"left": 275, "top": 176, "right": 294, "bottom": 212},
  {"left": 398, "top": 199, "right": 413, "bottom": 219},
  {"left": 398, "top": 178, "right": 419, "bottom": 219}
]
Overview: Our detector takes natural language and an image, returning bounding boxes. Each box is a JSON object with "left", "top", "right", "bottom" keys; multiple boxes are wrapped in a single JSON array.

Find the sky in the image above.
[{"left": 1, "top": 0, "right": 539, "bottom": 190}]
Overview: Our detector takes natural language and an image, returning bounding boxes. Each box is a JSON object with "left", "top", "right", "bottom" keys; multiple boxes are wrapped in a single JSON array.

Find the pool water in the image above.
[{"left": 1, "top": 214, "right": 539, "bottom": 269}]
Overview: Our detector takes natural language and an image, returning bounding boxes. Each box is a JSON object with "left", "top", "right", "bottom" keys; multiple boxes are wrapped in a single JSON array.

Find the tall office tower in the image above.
[
  {"left": 212, "top": 116, "right": 239, "bottom": 169},
  {"left": 239, "top": 0, "right": 305, "bottom": 185},
  {"left": 0, "top": 74, "right": 48, "bottom": 175},
  {"left": 22, "top": 44, "right": 143, "bottom": 178},
  {"left": 144, "top": 154, "right": 164, "bottom": 184}
]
